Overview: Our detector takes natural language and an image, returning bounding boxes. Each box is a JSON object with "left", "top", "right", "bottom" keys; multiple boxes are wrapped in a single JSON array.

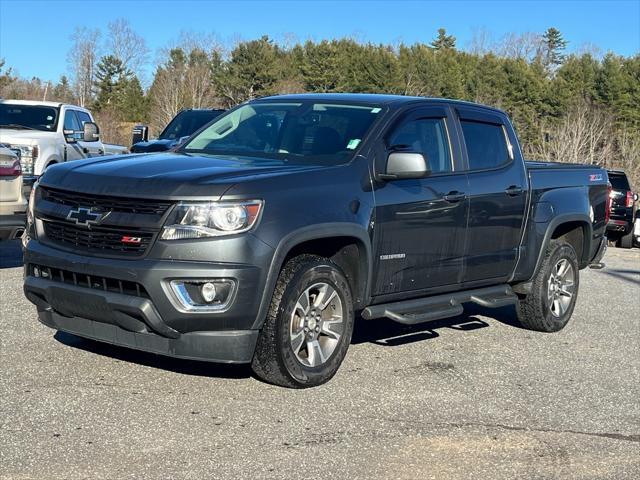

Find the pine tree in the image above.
[
  {"left": 93, "top": 55, "right": 132, "bottom": 111},
  {"left": 214, "top": 36, "right": 282, "bottom": 105},
  {"left": 0, "top": 58, "right": 15, "bottom": 91},
  {"left": 51, "top": 75, "right": 75, "bottom": 103},
  {"left": 540, "top": 27, "right": 568, "bottom": 74},
  {"left": 431, "top": 28, "right": 456, "bottom": 50},
  {"left": 118, "top": 76, "right": 147, "bottom": 122}
]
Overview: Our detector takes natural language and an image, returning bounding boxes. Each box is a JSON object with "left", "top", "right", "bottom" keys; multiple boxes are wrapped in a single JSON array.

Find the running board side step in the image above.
[{"left": 362, "top": 285, "right": 517, "bottom": 325}]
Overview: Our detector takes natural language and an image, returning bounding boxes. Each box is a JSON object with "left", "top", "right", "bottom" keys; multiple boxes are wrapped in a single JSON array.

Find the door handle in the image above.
[
  {"left": 505, "top": 185, "right": 523, "bottom": 196},
  {"left": 443, "top": 191, "right": 466, "bottom": 203},
  {"left": 82, "top": 147, "right": 90, "bottom": 154}
]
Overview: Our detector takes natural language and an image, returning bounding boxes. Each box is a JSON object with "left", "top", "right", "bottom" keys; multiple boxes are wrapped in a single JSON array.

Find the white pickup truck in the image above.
[{"left": 0, "top": 99, "right": 128, "bottom": 178}]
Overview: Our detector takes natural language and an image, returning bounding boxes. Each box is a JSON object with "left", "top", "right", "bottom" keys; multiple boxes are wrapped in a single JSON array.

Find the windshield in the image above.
[
  {"left": 159, "top": 110, "right": 224, "bottom": 140},
  {"left": 183, "top": 101, "right": 383, "bottom": 165},
  {"left": 0, "top": 104, "right": 59, "bottom": 131}
]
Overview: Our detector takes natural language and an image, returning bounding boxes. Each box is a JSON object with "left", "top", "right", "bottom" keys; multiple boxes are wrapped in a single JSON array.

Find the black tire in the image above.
[
  {"left": 251, "top": 254, "right": 354, "bottom": 388},
  {"left": 619, "top": 230, "right": 633, "bottom": 249},
  {"left": 516, "top": 240, "right": 579, "bottom": 332}
]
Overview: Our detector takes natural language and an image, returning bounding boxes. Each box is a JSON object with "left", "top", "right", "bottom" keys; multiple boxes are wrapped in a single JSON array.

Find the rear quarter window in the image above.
[{"left": 460, "top": 120, "right": 510, "bottom": 170}]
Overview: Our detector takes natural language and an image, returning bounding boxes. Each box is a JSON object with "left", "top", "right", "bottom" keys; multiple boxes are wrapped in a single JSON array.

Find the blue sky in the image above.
[{"left": 1, "top": 0, "right": 639, "bottom": 83}]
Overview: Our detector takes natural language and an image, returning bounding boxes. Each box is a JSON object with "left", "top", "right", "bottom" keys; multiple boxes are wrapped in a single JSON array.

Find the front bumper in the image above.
[
  {"left": 35, "top": 305, "right": 258, "bottom": 363},
  {"left": 23, "top": 238, "right": 273, "bottom": 363}
]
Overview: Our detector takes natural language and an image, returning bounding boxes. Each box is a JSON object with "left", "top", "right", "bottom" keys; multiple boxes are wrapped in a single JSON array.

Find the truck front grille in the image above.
[
  {"left": 43, "top": 221, "right": 153, "bottom": 256},
  {"left": 28, "top": 263, "right": 149, "bottom": 298},
  {"left": 41, "top": 187, "right": 172, "bottom": 216}
]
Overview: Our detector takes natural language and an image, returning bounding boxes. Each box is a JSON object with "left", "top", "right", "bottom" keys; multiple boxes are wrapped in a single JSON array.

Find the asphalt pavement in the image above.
[{"left": 1, "top": 241, "right": 638, "bottom": 479}]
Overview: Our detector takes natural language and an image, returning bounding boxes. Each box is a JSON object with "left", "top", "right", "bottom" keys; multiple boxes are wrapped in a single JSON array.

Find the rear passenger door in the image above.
[
  {"left": 456, "top": 107, "right": 528, "bottom": 284},
  {"left": 372, "top": 106, "right": 469, "bottom": 296}
]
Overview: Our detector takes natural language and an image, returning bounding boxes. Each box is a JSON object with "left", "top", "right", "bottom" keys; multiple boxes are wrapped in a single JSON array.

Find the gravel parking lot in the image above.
[{"left": 1, "top": 242, "right": 638, "bottom": 480}]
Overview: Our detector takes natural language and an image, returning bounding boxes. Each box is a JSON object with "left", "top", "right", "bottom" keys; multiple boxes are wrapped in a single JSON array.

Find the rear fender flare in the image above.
[{"left": 532, "top": 213, "right": 593, "bottom": 278}]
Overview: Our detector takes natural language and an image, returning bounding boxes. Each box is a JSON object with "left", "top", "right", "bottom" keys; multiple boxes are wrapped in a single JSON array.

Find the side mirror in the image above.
[
  {"left": 380, "top": 152, "right": 430, "bottom": 180},
  {"left": 83, "top": 122, "right": 100, "bottom": 142},
  {"left": 63, "top": 129, "right": 76, "bottom": 143},
  {"left": 634, "top": 193, "right": 639, "bottom": 202},
  {"left": 132, "top": 124, "right": 149, "bottom": 145}
]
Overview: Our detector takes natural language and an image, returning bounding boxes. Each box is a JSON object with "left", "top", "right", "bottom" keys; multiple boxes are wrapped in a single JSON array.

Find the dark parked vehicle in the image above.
[
  {"left": 23, "top": 94, "right": 609, "bottom": 388},
  {"left": 606, "top": 170, "right": 637, "bottom": 248},
  {"left": 130, "top": 109, "right": 225, "bottom": 153}
]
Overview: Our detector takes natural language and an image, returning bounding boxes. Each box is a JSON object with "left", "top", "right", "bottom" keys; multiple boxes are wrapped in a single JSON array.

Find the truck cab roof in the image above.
[
  {"left": 0, "top": 99, "right": 90, "bottom": 112},
  {"left": 257, "top": 93, "right": 506, "bottom": 114}
]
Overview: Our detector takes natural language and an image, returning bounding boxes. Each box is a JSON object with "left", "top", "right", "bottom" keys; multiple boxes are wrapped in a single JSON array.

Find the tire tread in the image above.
[{"left": 516, "top": 239, "right": 578, "bottom": 333}]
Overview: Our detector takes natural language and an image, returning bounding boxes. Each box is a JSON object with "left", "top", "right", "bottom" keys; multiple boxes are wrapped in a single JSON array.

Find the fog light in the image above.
[
  {"left": 201, "top": 282, "right": 217, "bottom": 303},
  {"left": 168, "top": 279, "right": 236, "bottom": 312}
]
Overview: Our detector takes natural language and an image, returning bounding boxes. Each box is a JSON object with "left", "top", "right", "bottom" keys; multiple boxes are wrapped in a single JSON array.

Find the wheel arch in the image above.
[
  {"left": 535, "top": 214, "right": 593, "bottom": 276},
  {"left": 252, "top": 224, "right": 372, "bottom": 330}
]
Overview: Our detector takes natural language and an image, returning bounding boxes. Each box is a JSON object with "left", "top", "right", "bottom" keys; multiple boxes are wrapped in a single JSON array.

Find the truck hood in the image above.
[
  {"left": 39, "top": 152, "right": 325, "bottom": 199},
  {"left": 0, "top": 128, "right": 54, "bottom": 145}
]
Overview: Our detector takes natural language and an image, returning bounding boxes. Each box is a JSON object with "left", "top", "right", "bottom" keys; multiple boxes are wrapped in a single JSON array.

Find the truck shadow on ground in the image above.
[
  {"left": 597, "top": 268, "right": 640, "bottom": 286},
  {"left": 54, "top": 305, "right": 523, "bottom": 380},
  {"left": 351, "top": 304, "right": 523, "bottom": 346}
]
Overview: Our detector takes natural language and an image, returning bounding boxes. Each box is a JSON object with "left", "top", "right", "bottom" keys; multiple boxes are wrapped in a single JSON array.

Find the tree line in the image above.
[{"left": 0, "top": 21, "right": 638, "bottom": 185}]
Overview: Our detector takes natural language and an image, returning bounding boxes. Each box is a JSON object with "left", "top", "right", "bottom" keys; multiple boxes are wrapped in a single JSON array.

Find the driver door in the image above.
[
  {"left": 62, "top": 109, "right": 84, "bottom": 161},
  {"left": 75, "top": 110, "right": 103, "bottom": 157}
]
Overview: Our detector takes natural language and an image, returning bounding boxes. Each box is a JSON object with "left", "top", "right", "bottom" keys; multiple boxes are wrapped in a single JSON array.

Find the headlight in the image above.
[
  {"left": 28, "top": 181, "right": 38, "bottom": 218},
  {"left": 11, "top": 145, "right": 38, "bottom": 176},
  {"left": 23, "top": 182, "right": 38, "bottom": 247},
  {"left": 161, "top": 200, "right": 263, "bottom": 240}
]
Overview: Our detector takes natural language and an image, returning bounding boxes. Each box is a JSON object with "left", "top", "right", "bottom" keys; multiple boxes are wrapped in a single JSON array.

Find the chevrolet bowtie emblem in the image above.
[{"left": 66, "top": 207, "right": 106, "bottom": 226}]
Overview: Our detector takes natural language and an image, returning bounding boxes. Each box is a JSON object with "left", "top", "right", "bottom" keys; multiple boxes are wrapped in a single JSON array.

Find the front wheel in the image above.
[
  {"left": 516, "top": 240, "right": 580, "bottom": 332},
  {"left": 251, "top": 255, "right": 354, "bottom": 388}
]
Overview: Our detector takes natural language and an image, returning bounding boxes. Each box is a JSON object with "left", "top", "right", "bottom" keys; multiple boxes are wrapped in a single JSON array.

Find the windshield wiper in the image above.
[{"left": 0, "top": 123, "right": 38, "bottom": 130}]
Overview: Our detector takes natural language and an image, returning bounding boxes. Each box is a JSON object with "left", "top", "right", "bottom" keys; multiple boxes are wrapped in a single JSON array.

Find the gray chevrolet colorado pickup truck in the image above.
[{"left": 23, "top": 94, "right": 609, "bottom": 388}]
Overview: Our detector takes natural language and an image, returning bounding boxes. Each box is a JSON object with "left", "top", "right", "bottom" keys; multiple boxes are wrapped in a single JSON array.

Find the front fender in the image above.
[{"left": 251, "top": 223, "right": 373, "bottom": 330}]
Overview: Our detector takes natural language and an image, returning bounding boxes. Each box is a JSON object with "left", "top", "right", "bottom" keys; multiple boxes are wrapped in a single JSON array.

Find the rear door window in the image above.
[{"left": 460, "top": 120, "right": 510, "bottom": 170}]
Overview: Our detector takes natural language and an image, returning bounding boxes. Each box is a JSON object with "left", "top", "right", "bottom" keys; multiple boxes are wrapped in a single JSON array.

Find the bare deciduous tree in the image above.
[
  {"left": 106, "top": 18, "right": 149, "bottom": 75},
  {"left": 616, "top": 130, "right": 640, "bottom": 186},
  {"left": 468, "top": 27, "right": 494, "bottom": 56},
  {"left": 148, "top": 66, "right": 184, "bottom": 134},
  {"left": 497, "top": 32, "right": 543, "bottom": 62},
  {"left": 533, "top": 101, "right": 614, "bottom": 166},
  {"left": 68, "top": 27, "right": 100, "bottom": 107}
]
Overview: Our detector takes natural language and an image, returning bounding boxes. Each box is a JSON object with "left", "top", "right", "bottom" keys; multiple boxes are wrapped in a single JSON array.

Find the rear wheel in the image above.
[
  {"left": 251, "top": 255, "right": 354, "bottom": 388},
  {"left": 516, "top": 240, "right": 579, "bottom": 332},
  {"left": 619, "top": 230, "right": 633, "bottom": 249}
]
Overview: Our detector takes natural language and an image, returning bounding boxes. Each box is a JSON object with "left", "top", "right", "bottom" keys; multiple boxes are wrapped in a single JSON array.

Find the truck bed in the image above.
[
  {"left": 525, "top": 160, "right": 599, "bottom": 170},
  {"left": 526, "top": 160, "right": 607, "bottom": 191}
]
